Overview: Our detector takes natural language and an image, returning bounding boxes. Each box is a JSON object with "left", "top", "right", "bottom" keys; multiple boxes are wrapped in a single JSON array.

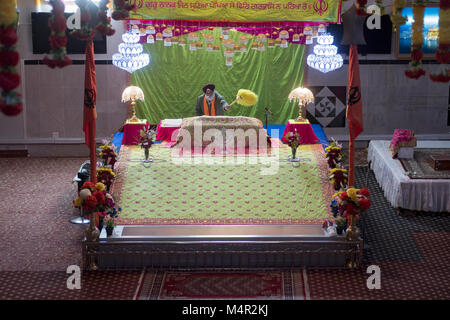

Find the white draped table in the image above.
[{"left": 368, "top": 140, "right": 450, "bottom": 212}]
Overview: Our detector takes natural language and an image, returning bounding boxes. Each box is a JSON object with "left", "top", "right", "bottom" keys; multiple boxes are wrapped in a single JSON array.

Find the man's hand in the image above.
[{"left": 224, "top": 105, "right": 231, "bottom": 111}]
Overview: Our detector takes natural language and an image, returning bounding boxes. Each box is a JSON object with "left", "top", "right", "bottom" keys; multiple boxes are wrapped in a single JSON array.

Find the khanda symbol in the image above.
[
  {"left": 348, "top": 86, "right": 361, "bottom": 106},
  {"left": 84, "top": 89, "right": 95, "bottom": 109},
  {"left": 313, "top": 0, "right": 329, "bottom": 16}
]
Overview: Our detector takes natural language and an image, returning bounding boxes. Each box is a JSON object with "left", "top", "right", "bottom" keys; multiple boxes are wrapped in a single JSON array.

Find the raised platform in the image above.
[{"left": 82, "top": 225, "right": 363, "bottom": 270}]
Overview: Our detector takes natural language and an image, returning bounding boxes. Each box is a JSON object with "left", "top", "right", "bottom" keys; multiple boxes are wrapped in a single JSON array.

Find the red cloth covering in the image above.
[
  {"left": 122, "top": 121, "right": 149, "bottom": 145},
  {"left": 281, "top": 121, "right": 319, "bottom": 145},
  {"left": 155, "top": 121, "right": 180, "bottom": 142},
  {"left": 389, "top": 129, "right": 417, "bottom": 158}
]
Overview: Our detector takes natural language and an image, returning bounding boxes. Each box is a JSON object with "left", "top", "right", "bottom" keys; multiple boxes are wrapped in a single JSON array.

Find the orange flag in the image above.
[
  {"left": 83, "top": 41, "right": 97, "bottom": 183},
  {"left": 346, "top": 45, "right": 363, "bottom": 139},
  {"left": 346, "top": 45, "right": 363, "bottom": 187}
]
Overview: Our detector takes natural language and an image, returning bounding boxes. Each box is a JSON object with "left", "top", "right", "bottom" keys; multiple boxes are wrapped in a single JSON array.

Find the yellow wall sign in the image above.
[{"left": 129, "top": 0, "right": 341, "bottom": 23}]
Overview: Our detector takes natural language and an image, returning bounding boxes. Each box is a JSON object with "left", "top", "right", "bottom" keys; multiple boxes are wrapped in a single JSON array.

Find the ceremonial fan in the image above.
[{"left": 229, "top": 89, "right": 258, "bottom": 107}]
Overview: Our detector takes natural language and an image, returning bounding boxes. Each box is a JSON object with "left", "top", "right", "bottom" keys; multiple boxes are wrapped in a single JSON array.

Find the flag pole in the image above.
[
  {"left": 348, "top": 122, "right": 355, "bottom": 187},
  {"left": 83, "top": 40, "right": 98, "bottom": 184},
  {"left": 89, "top": 116, "right": 97, "bottom": 184}
]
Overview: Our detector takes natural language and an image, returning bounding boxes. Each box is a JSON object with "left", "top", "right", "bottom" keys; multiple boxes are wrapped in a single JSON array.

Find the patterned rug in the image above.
[
  {"left": 112, "top": 144, "right": 333, "bottom": 225},
  {"left": 0, "top": 270, "right": 142, "bottom": 300},
  {"left": 353, "top": 166, "right": 450, "bottom": 263},
  {"left": 400, "top": 148, "right": 450, "bottom": 179},
  {"left": 0, "top": 158, "right": 85, "bottom": 272},
  {"left": 306, "top": 232, "right": 450, "bottom": 300},
  {"left": 136, "top": 269, "right": 306, "bottom": 300}
]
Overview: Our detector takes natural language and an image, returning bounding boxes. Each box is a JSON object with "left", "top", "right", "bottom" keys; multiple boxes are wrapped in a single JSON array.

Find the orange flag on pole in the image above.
[
  {"left": 83, "top": 40, "right": 97, "bottom": 183},
  {"left": 346, "top": 45, "right": 363, "bottom": 186}
]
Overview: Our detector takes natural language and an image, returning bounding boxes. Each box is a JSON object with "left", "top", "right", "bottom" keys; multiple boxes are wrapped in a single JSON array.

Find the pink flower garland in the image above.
[
  {"left": 0, "top": 4, "right": 22, "bottom": 116},
  {"left": 43, "top": 0, "right": 72, "bottom": 69}
]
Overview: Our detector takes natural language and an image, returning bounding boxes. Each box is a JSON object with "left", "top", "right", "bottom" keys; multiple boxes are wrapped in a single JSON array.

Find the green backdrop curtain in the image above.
[{"left": 131, "top": 29, "right": 305, "bottom": 124}]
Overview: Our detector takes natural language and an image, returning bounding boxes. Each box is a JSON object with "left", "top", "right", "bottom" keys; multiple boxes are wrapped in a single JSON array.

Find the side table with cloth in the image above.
[
  {"left": 281, "top": 120, "right": 319, "bottom": 145},
  {"left": 368, "top": 140, "right": 450, "bottom": 212},
  {"left": 156, "top": 119, "right": 182, "bottom": 142},
  {"left": 122, "top": 119, "right": 149, "bottom": 145}
]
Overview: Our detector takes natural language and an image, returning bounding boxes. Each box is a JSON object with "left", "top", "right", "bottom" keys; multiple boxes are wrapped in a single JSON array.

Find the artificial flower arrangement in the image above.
[
  {"left": 329, "top": 168, "right": 348, "bottom": 191},
  {"left": 324, "top": 139, "right": 343, "bottom": 169},
  {"left": 103, "top": 214, "right": 117, "bottom": 236},
  {"left": 389, "top": 129, "right": 416, "bottom": 158},
  {"left": 324, "top": 187, "right": 371, "bottom": 236},
  {"left": 138, "top": 129, "right": 155, "bottom": 161},
  {"left": 96, "top": 167, "right": 116, "bottom": 191},
  {"left": 98, "top": 140, "right": 118, "bottom": 169},
  {"left": 283, "top": 129, "right": 302, "bottom": 160},
  {"left": 42, "top": 0, "right": 72, "bottom": 69},
  {"left": 73, "top": 181, "right": 121, "bottom": 221},
  {"left": 0, "top": 0, "right": 23, "bottom": 116}
]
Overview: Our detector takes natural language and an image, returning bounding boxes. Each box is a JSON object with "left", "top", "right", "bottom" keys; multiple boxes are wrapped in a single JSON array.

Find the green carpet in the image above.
[{"left": 112, "top": 144, "right": 333, "bottom": 225}]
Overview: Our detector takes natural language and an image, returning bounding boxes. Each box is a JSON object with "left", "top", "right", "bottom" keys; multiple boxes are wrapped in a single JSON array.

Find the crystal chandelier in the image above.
[
  {"left": 112, "top": 32, "right": 150, "bottom": 73},
  {"left": 307, "top": 34, "right": 343, "bottom": 73}
]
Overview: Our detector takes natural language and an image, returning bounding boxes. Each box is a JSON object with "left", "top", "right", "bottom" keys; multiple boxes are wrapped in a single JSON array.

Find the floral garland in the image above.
[
  {"left": 43, "top": 0, "right": 72, "bottom": 69},
  {"left": 430, "top": 0, "right": 450, "bottom": 82},
  {"left": 390, "top": 0, "right": 408, "bottom": 26},
  {"left": 71, "top": 0, "right": 96, "bottom": 41},
  {"left": 96, "top": 0, "right": 115, "bottom": 36},
  {"left": 405, "top": 1, "right": 426, "bottom": 79},
  {"left": 0, "top": 0, "right": 22, "bottom": 116},
  {"left": 111, "top": 0, "right": 136, "bottom": 20}
]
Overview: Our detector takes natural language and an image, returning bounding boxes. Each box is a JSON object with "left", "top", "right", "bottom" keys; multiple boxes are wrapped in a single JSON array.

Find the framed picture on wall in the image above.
[{"left": 395, "top": 4, "right": 439, "bottom": 59}]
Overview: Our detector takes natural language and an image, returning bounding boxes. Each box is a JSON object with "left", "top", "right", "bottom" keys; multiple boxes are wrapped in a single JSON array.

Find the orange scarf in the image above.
[{"left": 203, "top": 96, "right": 215, "bottom": 116}]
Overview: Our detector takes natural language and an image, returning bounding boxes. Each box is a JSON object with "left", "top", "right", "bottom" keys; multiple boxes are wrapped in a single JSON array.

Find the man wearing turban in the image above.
[{"left": 195, "top": 83, "right": 231, "bottom": 116}]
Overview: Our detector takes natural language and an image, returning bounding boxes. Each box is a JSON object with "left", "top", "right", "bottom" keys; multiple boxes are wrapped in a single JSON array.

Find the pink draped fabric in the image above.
[
  {"left": 122, "top": 121, "right": 149, "bottom": 145},
  {"left": 155, "top": 121, "right": 180, "bottom": 142},
  {"left": 281, "top": 122, "right": 319, "bottom": 145}
]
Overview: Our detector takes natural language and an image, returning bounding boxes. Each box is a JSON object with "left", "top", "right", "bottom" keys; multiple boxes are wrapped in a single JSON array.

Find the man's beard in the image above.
[{"left": 205, "top": 92, "right": 214, "bottom": 103}]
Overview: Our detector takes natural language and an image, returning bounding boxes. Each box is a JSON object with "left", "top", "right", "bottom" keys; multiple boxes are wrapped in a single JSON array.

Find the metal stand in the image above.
[
  {"left": 264, "top": 107, "right": 272, "bottom": 138},
  {"left": 70, "top": 208, "right": 90, "bottom": 224}
]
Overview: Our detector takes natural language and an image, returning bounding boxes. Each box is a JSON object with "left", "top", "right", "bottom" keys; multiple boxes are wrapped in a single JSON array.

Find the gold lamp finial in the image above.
[
  {"left": 288, "top": 87, "right": 314, "bottom": 123},
  {"left": 122, "top": 86, "right": 144, "bottom": 122}
]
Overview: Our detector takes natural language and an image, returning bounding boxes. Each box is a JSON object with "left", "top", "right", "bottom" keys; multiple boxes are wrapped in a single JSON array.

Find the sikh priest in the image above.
[{"left": 195, "top": 83, "right": 231, "bottom": 116}]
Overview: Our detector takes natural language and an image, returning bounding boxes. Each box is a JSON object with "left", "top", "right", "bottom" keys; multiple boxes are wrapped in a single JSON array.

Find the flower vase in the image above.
[
  {"left": 290, "top": 147, "right": 299, "bottom": 162},
  {"left": 85, "top": 213, "right": 100, "bottom": 242},
  {"left": 106, "top": 226, "right": 114, "bottom": 237},
  {"left": 336, "top": 226, "right": 344, "bottom": 235},
  {"left": 144, "top": 148, "right": 149, "bottom": 161},
  {"left": 346, "top": 215, "right": 360, "bottom": 241}
]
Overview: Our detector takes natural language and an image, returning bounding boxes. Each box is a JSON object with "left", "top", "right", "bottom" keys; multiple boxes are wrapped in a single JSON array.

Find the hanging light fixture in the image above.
[
  {"left": 112, "top": 32, "right": 150, "bottom": 73},
  {"left": 307, "top": 34, "right": 343, "bottom": 73}
]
